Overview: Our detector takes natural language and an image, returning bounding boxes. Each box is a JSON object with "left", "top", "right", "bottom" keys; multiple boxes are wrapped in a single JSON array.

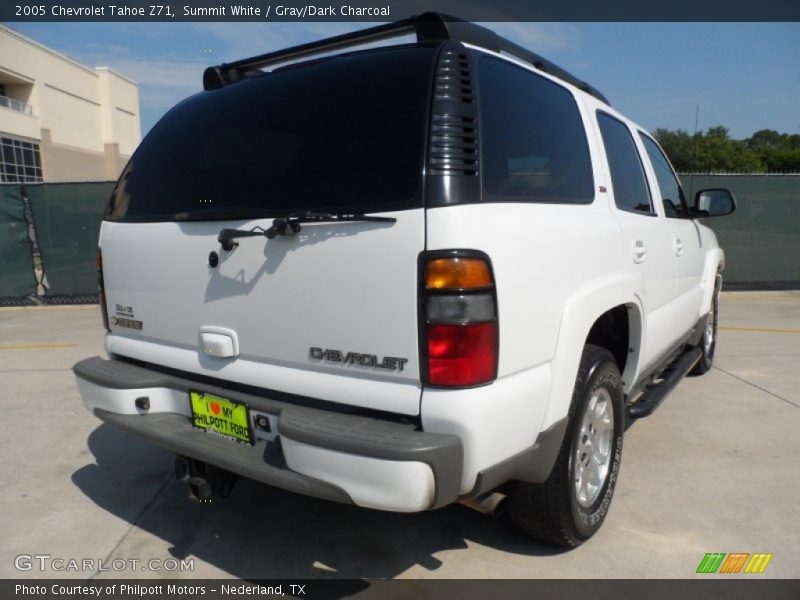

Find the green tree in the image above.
[
  {"left": 747, "top": 129, "right": 785, "bottom": 153},
  {"left": 693, "top": 126, "right": 764, "bottom": 173},
  {"left": 746, "top": 129, "right": 800, "bottom": 172},
  {"left": 765, "top": 149, "right": 800, "bottom": 172},
  {"left": 652, "top": 126, "right": 800, "bottom": 173}
]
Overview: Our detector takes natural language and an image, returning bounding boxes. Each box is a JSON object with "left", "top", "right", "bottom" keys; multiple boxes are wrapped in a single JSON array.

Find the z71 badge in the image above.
[
  {"left": 111, "top": 316, "right": 143, "bottom": 330},
  {"left": 310, "top": 347, "right": 408, "bottom": 372},
  {"left": 112, "top": 304, "right": 143, "bottom": 330}
]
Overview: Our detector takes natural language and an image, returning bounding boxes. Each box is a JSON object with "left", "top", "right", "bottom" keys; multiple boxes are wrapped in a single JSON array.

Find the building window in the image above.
[{"left": 0, "top": 136, "right": 43, "bottom": 183}]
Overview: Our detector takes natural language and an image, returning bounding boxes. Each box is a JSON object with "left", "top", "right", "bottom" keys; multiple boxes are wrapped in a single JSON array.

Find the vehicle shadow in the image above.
[
  {"left": 203, "top": 221, "right": 394, "bottom": 304},
  {"left": 73, "top": 424, "right": 568, "bottom": 583}
]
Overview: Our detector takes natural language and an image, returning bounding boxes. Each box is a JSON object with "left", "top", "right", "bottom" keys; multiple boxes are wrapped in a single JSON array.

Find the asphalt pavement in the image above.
[{"left": 1, "top": 292, "right": 798, "bottom": 579}]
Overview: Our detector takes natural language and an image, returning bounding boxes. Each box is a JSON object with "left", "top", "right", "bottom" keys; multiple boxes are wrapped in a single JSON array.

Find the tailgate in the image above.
[
  {"left": 97, "top": 45, "right": 438, "bottom": 416},
  {"left": 101, "top": 211, "right": 424, "bottom": 415}
]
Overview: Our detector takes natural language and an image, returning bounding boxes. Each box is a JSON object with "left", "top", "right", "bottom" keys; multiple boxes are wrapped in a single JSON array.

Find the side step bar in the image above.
[{"left": 628, "top": 347, "right": 703, "bottom": 420}]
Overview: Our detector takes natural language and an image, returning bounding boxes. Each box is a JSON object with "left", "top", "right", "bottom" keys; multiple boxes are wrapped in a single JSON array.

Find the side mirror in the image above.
[{"left": 691, "top": 188, "right": 737, "bottom": 218}]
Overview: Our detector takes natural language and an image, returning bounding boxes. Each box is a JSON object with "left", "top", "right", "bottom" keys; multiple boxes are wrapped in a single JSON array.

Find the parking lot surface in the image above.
[{"left": 1, "top": 292, "right": 798, "bottom": 579}]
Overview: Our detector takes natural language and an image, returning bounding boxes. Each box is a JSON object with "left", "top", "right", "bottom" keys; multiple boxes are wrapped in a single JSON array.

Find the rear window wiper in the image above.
[{"left": 217, "top": 211, "right": 397, "bottom": 251}]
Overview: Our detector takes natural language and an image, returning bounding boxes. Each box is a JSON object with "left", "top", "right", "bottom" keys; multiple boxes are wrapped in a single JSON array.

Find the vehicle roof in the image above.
[{"left": 202, "top": 12, "right": 610, "bottom": 105}]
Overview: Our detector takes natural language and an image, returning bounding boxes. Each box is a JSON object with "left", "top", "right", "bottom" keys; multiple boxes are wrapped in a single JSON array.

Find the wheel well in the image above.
[{"left": 586, "top": 305, "right": 629, "bottom": 375}]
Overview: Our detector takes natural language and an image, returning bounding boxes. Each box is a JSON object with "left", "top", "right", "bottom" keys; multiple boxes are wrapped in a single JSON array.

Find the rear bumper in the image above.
[{"left": 73, "top": 356, "right": 462, "bottom": 512}]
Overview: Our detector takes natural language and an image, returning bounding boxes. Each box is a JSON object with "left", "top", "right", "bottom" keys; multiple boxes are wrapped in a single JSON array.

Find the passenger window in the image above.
[
  {"left": 639, "top": 133, "right": 687, "bottom": 218},
  {"left": 478, "top": 57, "right": 594, "bottom": 204},
  {"left": 596, "top": 112, "right": 653, "bottom": 215}
]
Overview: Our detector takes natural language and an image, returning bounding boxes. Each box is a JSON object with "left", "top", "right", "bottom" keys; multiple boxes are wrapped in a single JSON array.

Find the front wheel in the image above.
[{"left": 508, "top": 344, "right": 625, "bottom": 547}]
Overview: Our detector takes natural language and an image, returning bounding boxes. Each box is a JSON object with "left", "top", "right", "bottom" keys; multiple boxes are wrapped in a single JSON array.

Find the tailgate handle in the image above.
[{"left": 199, "top": 326, "right": 239, "bottom": 358}]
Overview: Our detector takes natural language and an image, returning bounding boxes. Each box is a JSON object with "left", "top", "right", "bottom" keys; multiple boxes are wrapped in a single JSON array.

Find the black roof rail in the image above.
[{"left": 202, "top": 12, "right": 610, "bottom": 105}]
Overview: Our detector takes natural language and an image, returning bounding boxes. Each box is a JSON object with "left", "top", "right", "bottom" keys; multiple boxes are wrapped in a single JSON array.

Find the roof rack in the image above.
[{"left": 202, "top": 12, "right": 610, "bottom": 105}]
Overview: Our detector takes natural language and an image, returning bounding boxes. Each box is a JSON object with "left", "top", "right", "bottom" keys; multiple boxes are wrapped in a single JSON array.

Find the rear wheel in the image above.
[
  {"left": 508, "top": 344, "right": 625, "bottom": 547},
  {"left": 690, "top": 275, "right": 720, "bottom": 375}
]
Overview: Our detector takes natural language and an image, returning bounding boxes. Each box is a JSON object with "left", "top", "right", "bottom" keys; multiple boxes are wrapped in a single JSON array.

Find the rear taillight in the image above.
[
  {"left": 421, "top": 252, "right": 498, "bottom": 387},
  {"left": 97, "top": 249, "right": 109, "bottom": 331}
]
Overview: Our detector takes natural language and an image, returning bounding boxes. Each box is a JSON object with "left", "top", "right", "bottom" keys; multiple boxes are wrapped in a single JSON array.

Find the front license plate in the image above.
[{"left": 190, "top": 391, "right": 252, "bottom": 445}]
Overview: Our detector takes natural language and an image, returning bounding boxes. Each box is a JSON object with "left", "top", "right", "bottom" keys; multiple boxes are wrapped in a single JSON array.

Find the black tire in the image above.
[
  {"left": 690, "top": 275, "right": 720, "bottom": 375},
  {"left": 508, "top": 344, "right": 625, "bottom": 547}
]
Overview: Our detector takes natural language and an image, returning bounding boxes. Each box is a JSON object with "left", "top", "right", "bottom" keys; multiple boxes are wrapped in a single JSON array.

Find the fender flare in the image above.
[
  {"left": 539, "top": 274, "right": 643, "bottom": 433},
  {"left": 699, "top": 247, "right": 725, "bottom": 318}
]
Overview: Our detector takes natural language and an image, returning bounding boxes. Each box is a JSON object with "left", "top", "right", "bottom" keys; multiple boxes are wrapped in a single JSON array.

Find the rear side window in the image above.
[
  {"left": 639, "top": 133, "right": 687, "bottom": 218},
  {"left": 107, "top": 46, "right": 436, "bottom": 222},
  {"left": 596, "top": 112, "right": 653, "bottom": 215},
  {"left": 478, "top": 57, "right": 594, "bottom": 204}
]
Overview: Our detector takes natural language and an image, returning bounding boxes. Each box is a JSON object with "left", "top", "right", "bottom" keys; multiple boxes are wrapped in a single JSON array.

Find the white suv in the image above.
[{"left": 74, "top": 14, "right": 735, "bottom": 546}]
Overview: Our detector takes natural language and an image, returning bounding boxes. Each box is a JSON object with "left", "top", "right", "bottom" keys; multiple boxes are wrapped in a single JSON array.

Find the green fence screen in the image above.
[
  {"left": 0, "top": 177, "right": 798, "bottom": 304},
  {"left": 0, "top": 185, "right": 37, "bottom": 300},
  {"left": 25, "top": 182, "right": 114, "bottom": 299},
  {"left": 679, "top": 175, "right": 800, "bottom": 287}
]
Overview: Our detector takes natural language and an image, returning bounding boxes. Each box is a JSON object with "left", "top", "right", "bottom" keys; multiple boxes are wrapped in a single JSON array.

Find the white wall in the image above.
[
  {"left": 0, "top": 24, "right": 141, "bottom": 174},
  {"left": 97, "top": 68, "right": 141, "bottom": 157}
]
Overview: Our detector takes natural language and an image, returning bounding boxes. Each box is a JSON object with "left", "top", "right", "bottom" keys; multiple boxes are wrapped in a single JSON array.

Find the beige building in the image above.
[{"left": 0, "top": 24, "right": 141, "bottom": 183}]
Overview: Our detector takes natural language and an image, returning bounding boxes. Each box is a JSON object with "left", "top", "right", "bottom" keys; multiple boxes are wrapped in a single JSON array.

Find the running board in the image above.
[{"left": 627, "top": 347, "right": 703, "bottom": 420}]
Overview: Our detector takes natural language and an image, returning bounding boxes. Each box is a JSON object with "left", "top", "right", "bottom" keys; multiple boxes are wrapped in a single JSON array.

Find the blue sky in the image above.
[{"left": 7, "top": 21, "right": 800, "bottom": 139}]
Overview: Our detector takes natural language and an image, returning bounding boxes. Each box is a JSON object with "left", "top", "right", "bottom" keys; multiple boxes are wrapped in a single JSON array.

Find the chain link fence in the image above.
[
  {"left": 0, "top": 176, "right": 798, "bottom": 305},
  {"left": 0, "top": 185, "right": 37, "bottom": 301},
  {"left": 0, "top": 181, "right": 114, "bottom": 306}
]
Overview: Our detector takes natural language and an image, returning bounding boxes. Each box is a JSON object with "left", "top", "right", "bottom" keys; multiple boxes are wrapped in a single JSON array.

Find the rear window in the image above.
[
  {"left": 478, "top": 56, "right": 594, "bottom": 204},
  {"left": 107, "top": 46, "right": 436, "bottom": 222}
]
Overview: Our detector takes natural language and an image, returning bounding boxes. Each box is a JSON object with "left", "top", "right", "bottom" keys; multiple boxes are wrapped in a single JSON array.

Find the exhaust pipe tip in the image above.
[
  {"left": 188, "top": 477, "right": 214, "bottom": 502},
  {"left": 174, "top": 454, "right": 237, "bottom": 502},
  {"left": 460, "top": 492, "right": 507, "bottom": 518}
]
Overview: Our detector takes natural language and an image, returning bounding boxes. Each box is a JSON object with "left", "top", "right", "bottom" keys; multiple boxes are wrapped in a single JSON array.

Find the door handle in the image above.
[
  {"left": 673, "top": 237, "right": 684, "bottom": 257},
  {"left": 631, "top": 239, "right": 647, "bottom": 264}
]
